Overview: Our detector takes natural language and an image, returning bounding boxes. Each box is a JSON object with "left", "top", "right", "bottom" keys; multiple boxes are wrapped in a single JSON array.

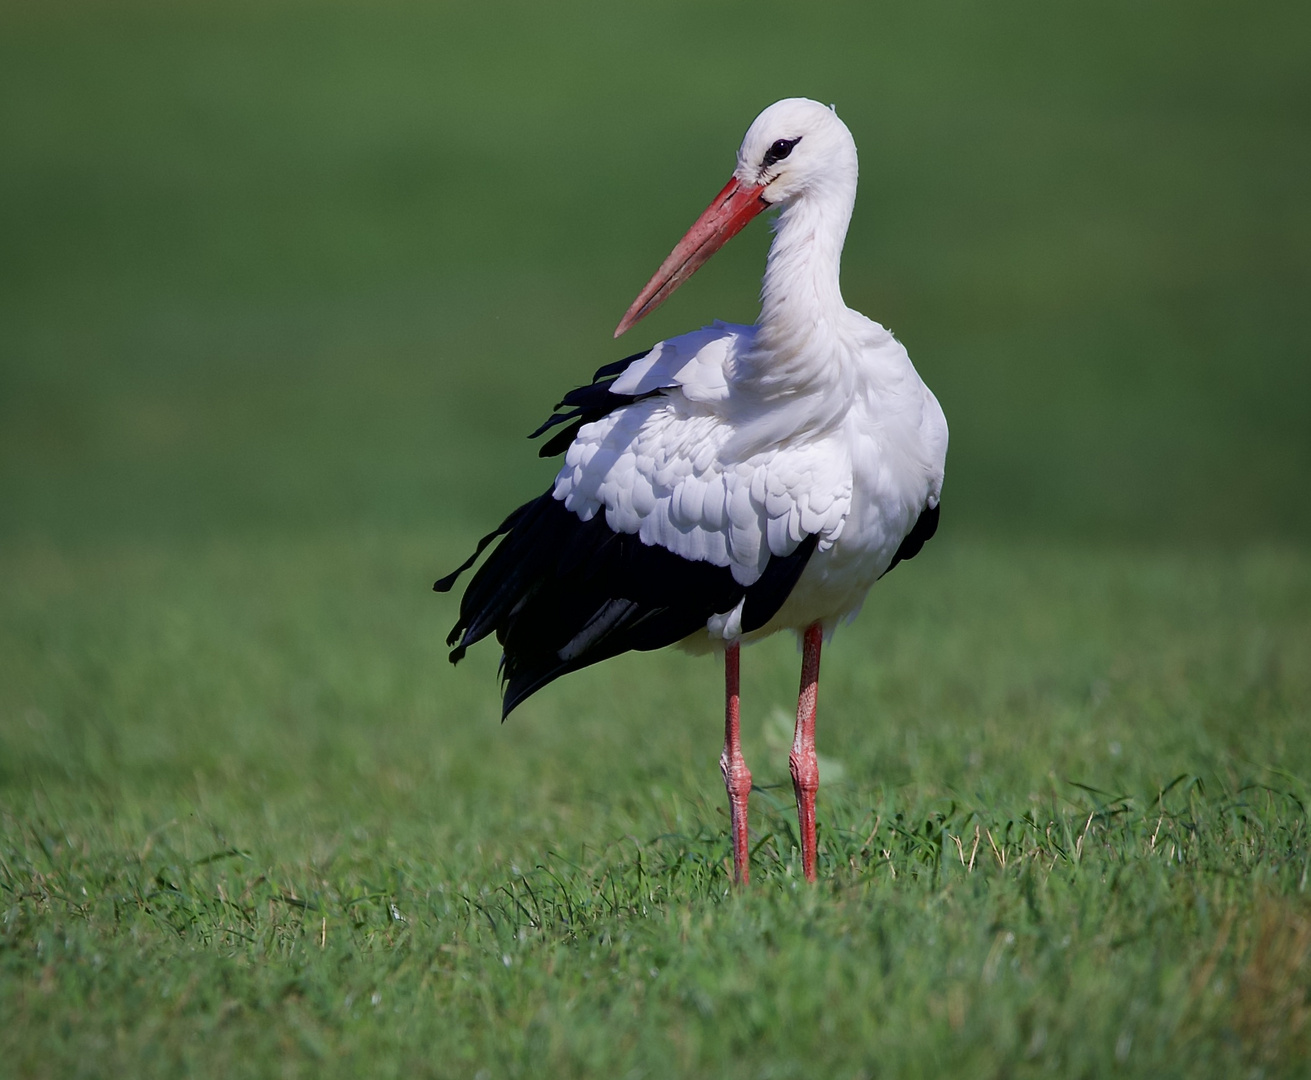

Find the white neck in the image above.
[
  {"left": 759, "top": 188, "right": 853, "bottom": 337},
  {"left": 732, "top": 180, "right": 859, "bottom": 403},
  {"left": 722, "top": 185, "right": 864, "bottom": 455}
]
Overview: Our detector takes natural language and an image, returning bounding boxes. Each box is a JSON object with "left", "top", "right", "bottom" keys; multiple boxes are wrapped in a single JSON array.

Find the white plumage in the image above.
[
  {"left": 554, "top": 315, "right": 945, "bottom": 638},
  {"left": 438, "top": 97, "right": 947, "bottom": 884}
]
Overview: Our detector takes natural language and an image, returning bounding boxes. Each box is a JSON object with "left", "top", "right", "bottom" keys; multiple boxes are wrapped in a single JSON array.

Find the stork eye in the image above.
[{"left": 762, "top": 137, "right": 801, "bottom": 168}]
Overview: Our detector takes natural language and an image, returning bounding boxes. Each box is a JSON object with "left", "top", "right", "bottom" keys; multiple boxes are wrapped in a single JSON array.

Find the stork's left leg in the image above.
[{"left": 791, "top": 622, "right": 823, "bottom": 882}]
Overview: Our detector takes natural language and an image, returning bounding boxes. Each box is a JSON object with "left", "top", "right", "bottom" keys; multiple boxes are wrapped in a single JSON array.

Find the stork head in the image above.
[
  {"left": 733, "top": 97, "right": 858, "bottom": 209},
  {"left": 615, "top": 98, "right": 858, "bottom": 337}
]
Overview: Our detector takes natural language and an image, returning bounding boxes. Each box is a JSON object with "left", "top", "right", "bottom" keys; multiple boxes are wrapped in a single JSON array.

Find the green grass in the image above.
[
  {"left": 3, "top": 540, "right": 1309, "bottom": 1076},
  {"left": 2, "top": 0, "right": 1309, "bottom": 1076}
]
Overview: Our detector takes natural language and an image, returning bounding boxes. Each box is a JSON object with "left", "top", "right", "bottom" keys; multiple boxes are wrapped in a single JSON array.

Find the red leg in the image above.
[
  {"left": 791, "top": 623, "right": 823, "bottom": 882},
  {"left": 720, "top": 642, "right": 752, "bottom": 885}
]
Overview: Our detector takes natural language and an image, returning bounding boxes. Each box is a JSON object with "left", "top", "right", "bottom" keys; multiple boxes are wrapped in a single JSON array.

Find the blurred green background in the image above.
[
  {"left": 3, "top": 2, "right": 1310, "bottom": 1075},
  {"left": 4, "top": 0, "right": 1307, "bottom": 553}
]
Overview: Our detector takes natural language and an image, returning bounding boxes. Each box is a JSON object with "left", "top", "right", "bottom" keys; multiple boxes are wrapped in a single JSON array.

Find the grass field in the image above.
[{"left": 2, "top": 1, "right": 1309, "bottom": 1077}]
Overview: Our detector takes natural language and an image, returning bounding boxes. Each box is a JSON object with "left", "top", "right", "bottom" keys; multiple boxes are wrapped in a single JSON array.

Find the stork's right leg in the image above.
[
  {"left": 790, "top": 622, "right": 823, "bottom": 883},
  {"left": 720, "top": 642, "right": 752, "bottom": 885}
]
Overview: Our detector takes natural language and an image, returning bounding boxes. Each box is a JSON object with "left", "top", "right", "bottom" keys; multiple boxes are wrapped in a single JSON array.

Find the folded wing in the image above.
[{"left": 436, "top": 324, "right": 852, "bottom": 716}]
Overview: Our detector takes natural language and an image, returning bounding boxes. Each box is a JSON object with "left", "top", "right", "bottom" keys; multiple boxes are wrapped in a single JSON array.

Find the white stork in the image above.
[{"left": 436, "top": 98, "right": 948, "bottom": 884}]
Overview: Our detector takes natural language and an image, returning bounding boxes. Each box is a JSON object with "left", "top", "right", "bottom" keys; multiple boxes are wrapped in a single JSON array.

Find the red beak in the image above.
[{"left": 614, "top": 176, "right": 769, "bottom": 338}]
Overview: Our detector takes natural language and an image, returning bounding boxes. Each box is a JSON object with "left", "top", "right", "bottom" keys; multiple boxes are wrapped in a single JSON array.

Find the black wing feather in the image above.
[
  {"left": 880, "top": 501, "right": 940, "bottom": 579},
  {"left": 528, "top": 349, "right": 658, "bottom": 459}
]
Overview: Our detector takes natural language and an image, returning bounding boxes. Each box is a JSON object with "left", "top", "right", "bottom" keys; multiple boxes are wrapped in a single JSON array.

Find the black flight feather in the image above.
[{"left": 443, "top": 493, "right": 818, "bottom": 718}]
